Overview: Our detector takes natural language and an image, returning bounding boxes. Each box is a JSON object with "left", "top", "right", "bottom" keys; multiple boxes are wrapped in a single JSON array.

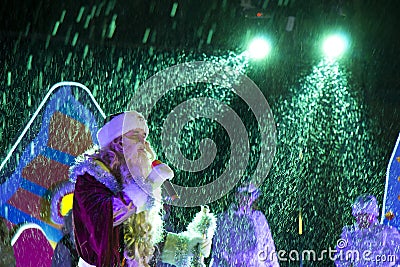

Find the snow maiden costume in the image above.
[
  {"left": 211, "top": 183, "right": 280, "bottom": 266},
  {"left": 334, "top": 195, "right": 400, "bottom": 267},
  {"left": 70, "top": 111, "right": 213, "bottom": 267}
]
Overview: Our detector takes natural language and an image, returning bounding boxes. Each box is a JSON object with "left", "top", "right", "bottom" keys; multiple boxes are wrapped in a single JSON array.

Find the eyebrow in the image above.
[{"left": 126, "top": 130, "right": 146, "bottom": 137}]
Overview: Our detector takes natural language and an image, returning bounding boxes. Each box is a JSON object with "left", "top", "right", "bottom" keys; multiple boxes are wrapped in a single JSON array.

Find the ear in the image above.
[{"left": 111, "top": 136, "right": 124, "bottom": 153}]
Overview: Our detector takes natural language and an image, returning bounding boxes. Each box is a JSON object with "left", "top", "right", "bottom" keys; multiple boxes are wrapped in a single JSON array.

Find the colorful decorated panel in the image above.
[
  {"left": 0, "top": 82, "right": 104, "bottom": 249},
  {"left": 382, "top": 133, "right": 400, "bottom": 228},
  {"left": 11, "top": 224, "right": 54, "bottom": 267}
]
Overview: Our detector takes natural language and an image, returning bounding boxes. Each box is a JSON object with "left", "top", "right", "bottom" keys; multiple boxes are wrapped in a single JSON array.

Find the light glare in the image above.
[
  {"left": 322, "top": 34, "right": 347, "bottom": 58},
  {"left": 247, "top": 38, "right": 271, "bottom": 59}
]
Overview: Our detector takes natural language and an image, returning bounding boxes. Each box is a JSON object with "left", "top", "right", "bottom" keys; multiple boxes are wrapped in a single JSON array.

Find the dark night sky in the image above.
[{"left": 1, "top": 0, "right": 399, "bottom": 144}]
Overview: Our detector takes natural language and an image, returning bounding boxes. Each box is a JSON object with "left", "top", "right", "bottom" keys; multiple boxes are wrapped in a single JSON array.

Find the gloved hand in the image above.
[
  {"left": 189, "top": 235, "right": 212, "bottom": 258},
  {"left": 122, "top": 182, "right": 153, "bottom": 214},
  {"left": 146, "top": 162, "right": 174, "bottom": 190},
  {"left": 161, "top": 231, "right": 212, "bottom": 265}
]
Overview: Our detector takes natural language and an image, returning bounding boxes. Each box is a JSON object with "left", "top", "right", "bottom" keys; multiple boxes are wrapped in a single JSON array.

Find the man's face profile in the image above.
[
  {"left": 122, "top": 129, "right": 147, "bottom": 158},
  {"left": 122, "top": 128, "right": 153, "bottom": 179}
]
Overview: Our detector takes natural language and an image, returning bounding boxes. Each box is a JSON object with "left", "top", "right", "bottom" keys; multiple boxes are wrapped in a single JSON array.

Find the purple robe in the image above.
[
  {"left": 73, "top": 172, "right": 123, "bottom": 267},
  {"left": 70, "top": 157, "right": 181, "bottom": 267}
]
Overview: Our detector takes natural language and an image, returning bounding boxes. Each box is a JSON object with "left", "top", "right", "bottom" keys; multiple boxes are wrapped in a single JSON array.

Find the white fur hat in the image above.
[{"left": 97, "top": 111, "right": 149, "bottom": 148}]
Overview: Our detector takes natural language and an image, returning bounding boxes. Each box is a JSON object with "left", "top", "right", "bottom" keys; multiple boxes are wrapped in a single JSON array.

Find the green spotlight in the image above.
[
  {"left": 247, "top": 37, "right": 271, "bottom": 59},
  {"left": 322, "top": 34, "right": 348, "bottom": 59}
]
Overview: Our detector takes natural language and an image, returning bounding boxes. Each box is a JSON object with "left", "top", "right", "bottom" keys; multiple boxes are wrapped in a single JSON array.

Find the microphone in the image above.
[
  {"left": 151, "top": 160, "right": 179, "bottom": 201},
  {"left": 163, "top": 180, "right": 179, "bottom": 201}
]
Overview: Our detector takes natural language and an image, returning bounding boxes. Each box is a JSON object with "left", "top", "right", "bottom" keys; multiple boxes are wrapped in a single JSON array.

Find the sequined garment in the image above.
[
  {"left": 335, "top": 222, "right": 400, "bottom": 267},
  {"left": 211, "top": 208, "right": 280, "bottom": 266}
]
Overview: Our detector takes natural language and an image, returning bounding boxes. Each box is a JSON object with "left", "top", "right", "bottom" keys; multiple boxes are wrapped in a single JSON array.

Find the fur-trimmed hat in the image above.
[
  {"left": 97, "top": 111, "right": 149, "bottom": 148},
  {"left": 237, "top": 183, "right": 261, "bottom": 200}
]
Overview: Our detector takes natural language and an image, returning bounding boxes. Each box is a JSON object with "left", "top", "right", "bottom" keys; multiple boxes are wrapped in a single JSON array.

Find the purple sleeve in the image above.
[{"left": 112, "top": 193, "right": 137, "bottom": 226}]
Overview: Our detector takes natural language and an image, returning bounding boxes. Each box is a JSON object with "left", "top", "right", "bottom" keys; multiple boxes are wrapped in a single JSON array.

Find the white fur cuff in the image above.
[{"left": 123, "top": 182, "right": 154, "bottom": 213}]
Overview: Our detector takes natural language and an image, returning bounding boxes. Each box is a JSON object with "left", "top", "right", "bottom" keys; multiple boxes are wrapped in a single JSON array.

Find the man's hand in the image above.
[
  {"left": 147, "top": 163, "right": 174, "bottom": 190},
  {"left": 113, "top": 198, "right": 136, "bottom": 226}
]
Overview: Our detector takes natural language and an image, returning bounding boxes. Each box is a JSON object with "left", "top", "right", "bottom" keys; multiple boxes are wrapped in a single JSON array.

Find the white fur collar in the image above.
[{"left": 69, "top": 157, "right": 122, "bottom": 193}]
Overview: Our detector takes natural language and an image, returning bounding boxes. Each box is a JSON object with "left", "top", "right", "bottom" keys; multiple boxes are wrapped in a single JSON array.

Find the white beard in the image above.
[{"left": 124, "top": 151, "right": 152, "bottom": 182}]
